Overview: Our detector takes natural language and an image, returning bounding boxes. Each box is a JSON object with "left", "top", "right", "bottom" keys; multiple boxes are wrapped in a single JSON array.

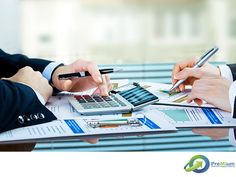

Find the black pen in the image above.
[{"left": 58, "top": 68, "right": 122, "bottom": 80}]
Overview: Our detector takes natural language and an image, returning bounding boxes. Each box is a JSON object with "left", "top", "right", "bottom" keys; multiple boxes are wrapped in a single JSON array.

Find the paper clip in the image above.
[{"left": 87, "top": 118, "right": 142, "bottom": 128}]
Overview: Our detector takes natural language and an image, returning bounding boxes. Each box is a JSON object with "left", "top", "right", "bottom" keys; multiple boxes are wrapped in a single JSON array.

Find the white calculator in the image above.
[{"left": 69, "top": 82, "right": 159, "bottom": 115}]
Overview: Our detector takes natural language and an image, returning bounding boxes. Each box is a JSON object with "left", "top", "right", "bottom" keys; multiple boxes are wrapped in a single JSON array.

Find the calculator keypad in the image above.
[{"left": 74, "top": 95, "right": 126, "bottom": 109}]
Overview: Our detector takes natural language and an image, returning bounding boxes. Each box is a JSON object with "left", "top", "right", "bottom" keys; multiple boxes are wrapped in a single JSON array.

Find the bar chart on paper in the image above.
[
  {"left": 161, "top": 109, "right": 190, "bottom": 122},
  {"left": 145, "top": 105, "right": 236, "bottom": 128}
]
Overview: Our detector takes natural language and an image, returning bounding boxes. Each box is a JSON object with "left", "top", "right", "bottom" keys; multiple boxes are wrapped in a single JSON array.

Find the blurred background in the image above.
[{"left": 0, "top": 0, "right": 236, "bottom": 64}]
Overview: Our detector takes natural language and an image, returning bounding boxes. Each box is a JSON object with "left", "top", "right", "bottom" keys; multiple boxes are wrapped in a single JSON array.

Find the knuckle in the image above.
[
  {"left": 90, "top": 61, "right": 96, "bottom": 65},
  {"left": 174, "top": 63, "right": 179, "bottom": 68},
  {"left": 182, "top": 68, "right": 188, "bottom": 72},
  {"left": 21, "top": 66, "right": 33, "bottom": 72},
  {"left": 88, "top": 61, "right": 96, "bottom": 67},
  {"left": 173, "top": 63, "right": 181, "bottom": 71},
  {"left": 35, "top": 71, "right": 42, "bottom": 75},
  {"left": 182, "top": 68, "right": 190, "bottom": 75},
  {"left": 196, "top": 68, "right": 204, "bottom": 77},
  {"left": 24, "top": 66, "right": 32, "bottom": 70}
]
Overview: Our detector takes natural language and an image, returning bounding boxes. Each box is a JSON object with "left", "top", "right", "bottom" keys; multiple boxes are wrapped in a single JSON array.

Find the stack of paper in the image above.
[{"left": 0, "top": 80, "right": 235, "bottom": 144}]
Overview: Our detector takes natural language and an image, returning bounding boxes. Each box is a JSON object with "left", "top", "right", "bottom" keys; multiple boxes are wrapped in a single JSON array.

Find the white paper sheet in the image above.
[
  {"left": 0, "top": 110, "right": 177, "bottom": 143},
  {"left": 139, "top": 82, "right": 215, "bottom": 108},
  {"left": 144, "top": 105, "right": 236, "bottom": 128}
]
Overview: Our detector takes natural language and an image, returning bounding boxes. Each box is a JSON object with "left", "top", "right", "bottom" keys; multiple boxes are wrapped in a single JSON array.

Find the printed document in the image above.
[
  {"left": 0, "top": 110, "right": 177, "bottom": 144},
  {"left": 144, "top": 105, "right": 236, "bottom": 128},
  {"left": 139, "top": 82, "right": 215, "bottom": 108}
]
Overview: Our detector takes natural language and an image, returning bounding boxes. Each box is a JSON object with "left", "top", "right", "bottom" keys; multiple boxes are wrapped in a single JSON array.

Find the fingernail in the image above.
[{"left": 103, "top": 89, "right": 109, "bottom": 96}]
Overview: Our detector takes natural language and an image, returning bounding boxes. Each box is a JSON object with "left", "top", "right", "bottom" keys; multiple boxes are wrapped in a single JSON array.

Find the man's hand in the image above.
[
  {"left": 172, "top": 58, "right": 221, "bottom": 91},
  {"left": 4, "top": 66, "right": 53, "bottom": 103},
  {"left": 52, "top": 60, "right": 112, "bottom": 95},
  {"left": 187, "top": 77, "right": 232, "bottom": 112},
  {"left": 192, "top": 128, "right": 229, "bottom": 140}
]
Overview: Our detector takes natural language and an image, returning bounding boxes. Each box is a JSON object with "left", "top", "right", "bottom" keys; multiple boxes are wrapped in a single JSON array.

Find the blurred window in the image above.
[{"left": 20, "top": 0, "right": 235, "bottom": 64}]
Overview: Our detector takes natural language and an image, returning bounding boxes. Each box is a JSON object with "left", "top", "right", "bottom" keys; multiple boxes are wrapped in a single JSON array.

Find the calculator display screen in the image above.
[{"left": 118, "top": 86, "right": 158, "bottom": 106}]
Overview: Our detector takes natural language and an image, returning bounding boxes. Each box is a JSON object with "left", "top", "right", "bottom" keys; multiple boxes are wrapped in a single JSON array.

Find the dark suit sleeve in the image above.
[
  {"left": 233, "top": 97, "right": 236, "bottom": 142},
  {"left": 0, "top": 49, "right": 57, "bottom": 133},
  {"left": 227, "top": 64, "right": 236, "bottom": 81},
  {"left": 0, "top": 80, "right": 57, "bottom": 133},
  {"left": 0, "top": 49, "right": 52, "bottom": 78}
]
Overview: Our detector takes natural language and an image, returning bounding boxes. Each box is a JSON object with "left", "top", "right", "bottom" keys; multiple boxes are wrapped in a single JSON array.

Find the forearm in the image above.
[
  {"left": 0, "top": 80, "right": 57, "bottom": 133},
  {"left": 0, "top": 49, "right": 52, "bottom": 78}
]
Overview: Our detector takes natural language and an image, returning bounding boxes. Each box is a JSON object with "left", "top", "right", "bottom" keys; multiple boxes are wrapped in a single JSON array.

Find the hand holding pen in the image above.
[
  {"left": 170, "top": 47, "right": 220, "bottom": 92},
  {"left": 52, "top": 60, "right": 115, "bottom": 95},
  {"left": 58, "top": 68, "right": 122, "bottom": 80}
]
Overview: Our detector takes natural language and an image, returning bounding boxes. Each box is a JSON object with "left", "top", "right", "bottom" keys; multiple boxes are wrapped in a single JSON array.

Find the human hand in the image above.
[
  {"left": 4, "top": 67, "right": 53, "bottom": 102},
  {"left": 192, "top": 128, "right": 228, "bottom": 140},
  {"left": 80, "top": 138, "right": 99, "bottom": 144},
  {"left": 187, "top": 77, "right": 232, "bottom": 112},
  {"left": 172, "top": 58, "right": 221, "bottom": 91},
  {"left": 52, "top": 60, "right": 112, "bottom": 96}
]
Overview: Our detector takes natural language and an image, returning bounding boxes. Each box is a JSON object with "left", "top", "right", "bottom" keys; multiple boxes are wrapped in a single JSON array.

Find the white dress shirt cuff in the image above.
[
  {"left": 229, "top": 81, "right": 236, "bottom": 116},
  {"left": 218, "top": 65, "right": 234, "bottom": 82},
  {"left": 228, "top": 81, "right": 236, "bottom": 146},
  {"left": 42, "top": 62, "right": 62, "bottom": 81},
  {"left": 33, "top": 89, "right": 46, "bottom": 105},
  {"left": 219, "top": 65, "right": 236, "bottom": 146}
]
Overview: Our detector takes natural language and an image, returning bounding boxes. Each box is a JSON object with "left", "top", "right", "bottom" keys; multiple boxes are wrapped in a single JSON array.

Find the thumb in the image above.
[{"left": 59, "top": 80, "right": 73, "bottom": 91}]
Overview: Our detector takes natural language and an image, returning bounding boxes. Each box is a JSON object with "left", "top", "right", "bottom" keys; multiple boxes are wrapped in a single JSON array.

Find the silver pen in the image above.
[{"left": 169, "top": 47, "right": 219, "bottom": 93}]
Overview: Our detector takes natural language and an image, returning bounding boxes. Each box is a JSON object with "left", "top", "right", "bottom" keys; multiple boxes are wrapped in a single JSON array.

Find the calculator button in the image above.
[
  {"left": 81, "top": 104, "right": 91, "bottom": 109},
  {"left": 81, "top": 103, "right": 101, "bottom": 109},
  {"left": 107, "top": 101, "right": 120, "bottom": 107},
  {"left": 92, "top": 96, "right": 104, "bottom": 102},
  {"left": 112, "top": 97, "right": 127, "bottom": 107},
  {"left": 75, "top": 95, "right": 82, "bottom": 99},
  {"left": 117, "top": 101, "right": 127, "bottom": 107},
  {"left": 98, "top": 102, "right": 111, "bottom": 108},
  {"left": 102, "top": 96, "right": 112, "bottom": 101},
  {"left": 74, "top": 96, "right": 87, "bottom": 103},
  {"left": 91, "top": 103, "right": 102, "bottom": 108},
  {"left": 82, "top": 95, "right": 95, "bottom": 102}
]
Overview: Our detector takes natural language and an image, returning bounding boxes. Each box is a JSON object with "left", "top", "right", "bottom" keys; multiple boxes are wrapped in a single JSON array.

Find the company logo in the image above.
[{"left": 184, "top": 155, "right": 210, "bottom": 173}]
